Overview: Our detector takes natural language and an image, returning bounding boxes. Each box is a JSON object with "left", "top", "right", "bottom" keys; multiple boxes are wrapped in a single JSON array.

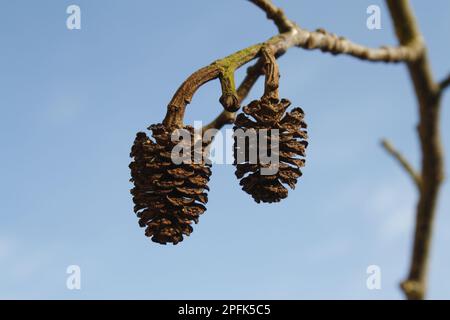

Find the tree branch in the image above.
[
  {"left": 163, "top": 0, "right": 425, "bottom": 129},
  {"left": 386, "top": 0, "right": 444, "bottom": 300},
  {"left": 251, "top": 0, "right": 424, "bottom": 62},
  {"left": 381, "top": 139, "right": 422, "bottom": 189},
  {"left": 163, "top": 44, "right": 262, "bottom": 128}
]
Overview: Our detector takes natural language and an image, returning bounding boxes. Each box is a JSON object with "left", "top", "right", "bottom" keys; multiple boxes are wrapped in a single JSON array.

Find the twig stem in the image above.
[
  {"left": 439, "top": 73, "right": 450, "bottom": 93},
  {"left": 381, "top": 139, "right": 422, "bottom": 189}
]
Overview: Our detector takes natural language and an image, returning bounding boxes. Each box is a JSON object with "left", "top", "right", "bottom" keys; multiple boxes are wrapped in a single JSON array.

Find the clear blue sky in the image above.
[{"left": 1, "top": 0, "right": 449, "bottom": 299}]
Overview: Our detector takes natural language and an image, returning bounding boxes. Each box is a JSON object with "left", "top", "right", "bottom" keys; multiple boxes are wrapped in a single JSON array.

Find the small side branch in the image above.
[
  {"left": 202, "top": 111, "right": 236, "bottom": 133},
  {"left": 261, "top": 46, "right": 280, "bottom": 100},
  {"left": 218, "top": 69, "right": 240, "bottom": 112},
  {"left": 202, "top": 59, "right": 265, "bottom": 133},
  {"left": 249, "top": 0, "right": 294, "bottom": 32},
  {"left": 439, "top": 73, "right": 450, "bottom": 93},
  {"left": 381, "top": 139, "right": 422, "bottom": 190}
]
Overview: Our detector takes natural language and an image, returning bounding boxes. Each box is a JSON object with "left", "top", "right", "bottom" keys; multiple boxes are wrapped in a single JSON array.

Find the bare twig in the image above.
[
  {"left": 439, "top": 73, "right": 450, "bottom": 93},
  {"left": 381, "top": 139, "right": 422, "bottom": 189},
  {"left": 248, "top": 0, "right": 295, "bottom": 32},
  {"left": 386, "top": 0, "right": 444, "bottom": 300},
  {"left": 202, "top": 111, "right": 236, "bottom": 133},
  {"left": 249, "top": 0, "right": 423, "bottom": 62}
]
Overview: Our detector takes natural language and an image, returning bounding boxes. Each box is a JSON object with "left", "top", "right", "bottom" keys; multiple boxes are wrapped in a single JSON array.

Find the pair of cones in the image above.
[{"left": 129, "top": 48, "right": 308, "bottom": 245}]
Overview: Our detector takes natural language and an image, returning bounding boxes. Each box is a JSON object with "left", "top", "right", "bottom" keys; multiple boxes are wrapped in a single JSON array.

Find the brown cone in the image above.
[
  {"left": 129, "top": 124, "right": 211, "bottom": 245},
  {"left": 233, "top": 96, "right": 308, "bottom": 203}
]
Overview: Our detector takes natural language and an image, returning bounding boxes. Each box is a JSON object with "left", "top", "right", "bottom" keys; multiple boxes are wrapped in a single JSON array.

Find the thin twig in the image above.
[
  {"left": 439, "top": 73, "right": 450, "bottom": 93},
  {"left": 202, "top": 111, "right": 236, "bottom": 133},
  {"left": 261, "top": 46, "right": 280, "bottom": 100},
  {"left": 381, "top": 139, "right": 422, "bottom": 189},
  {"left": 248, "top": 0, "right": 295, "bottom": 32}
]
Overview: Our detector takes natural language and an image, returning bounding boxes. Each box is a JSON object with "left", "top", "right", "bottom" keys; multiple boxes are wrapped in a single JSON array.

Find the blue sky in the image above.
[{"left": 0, "top": 0, "right": 449, "bottom": 299}]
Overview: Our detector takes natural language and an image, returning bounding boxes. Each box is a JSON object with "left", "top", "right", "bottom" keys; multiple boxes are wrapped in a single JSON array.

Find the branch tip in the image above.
[
  {"left": 249, "top": 0, "right": 294, "bottom": 32},
  {"left": 439, "top": 73, "right": 450, "bottom": 93},
  {"left": 381, "top": 139, "right": 422, "bottom": 190}
]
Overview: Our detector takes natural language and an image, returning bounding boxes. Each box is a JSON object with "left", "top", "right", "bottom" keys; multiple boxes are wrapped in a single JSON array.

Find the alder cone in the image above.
[
  {"left": 233, "top": 97, "right": 308, "bottom": 203},
  {"left": 129, "top": 124, "right": 211, "bottom": 245}
]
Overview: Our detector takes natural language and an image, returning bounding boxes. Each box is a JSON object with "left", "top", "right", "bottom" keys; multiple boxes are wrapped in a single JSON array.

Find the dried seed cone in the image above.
[
  {"left": 233, "top": 97, "right": 308, "bottom": 203},
  {"left": 129, "top": 124, "right": 211, "bottom": 245}
]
